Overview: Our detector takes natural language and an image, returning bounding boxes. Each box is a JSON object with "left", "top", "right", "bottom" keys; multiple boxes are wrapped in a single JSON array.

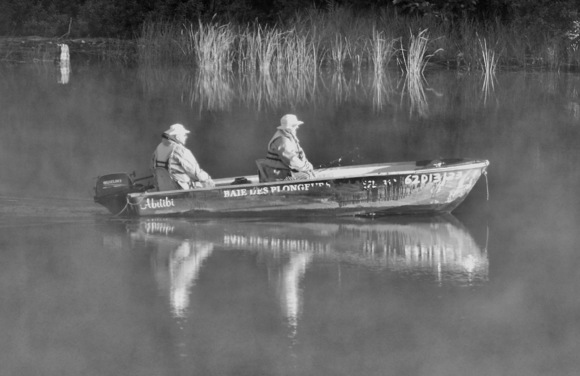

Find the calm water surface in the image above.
[{"left": 0, "top": 62, "right": 579, "bottom": 376}]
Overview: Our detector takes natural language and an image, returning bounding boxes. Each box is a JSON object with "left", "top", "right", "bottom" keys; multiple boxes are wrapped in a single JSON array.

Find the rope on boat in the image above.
[
  {"left": 485, "top": 224, "right": 489, "bottom": 253},
  {"left": 111, "top": 198, "right": 130, "bottom": 217},
  {"left": 127, "top": 195, "right": 145, "bottom": 207},
  {"left": 483, "top": 170, "right": 489, "bottom": 201},
  {"left": 111, "top": 195, "right": 141, "bottom": 217},
  {"left": 111, "top": 194, "right": 147, "bottom": 217}
]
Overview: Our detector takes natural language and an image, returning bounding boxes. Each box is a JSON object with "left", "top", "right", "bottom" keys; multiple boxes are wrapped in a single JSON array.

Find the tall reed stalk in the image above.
[
  {"left": 236, "top": 25, "right": 259, "bottom": 75},
  {"left": 402, "top": 29, "right": 432, "bottom": 79},
  {"left": 478, "top": 38, "right": 498, "bottom": 77},
  {"left": 255, "top": 26, "right": 281, "bottom": 76},
  {"left": 329, "top": 35, "right": 349, "bottom": 70},
  {"left": 190, "top": 22, "right": 235, "bottom": 73},
  {"left": 369, "top": 28, "right": 396, "bottom": 76},
  {"left": 478, "top": 37, "right": 498, "bottom": 104},
  {"left": 398, "top": 30, "right": 435, "bottom": 118}
]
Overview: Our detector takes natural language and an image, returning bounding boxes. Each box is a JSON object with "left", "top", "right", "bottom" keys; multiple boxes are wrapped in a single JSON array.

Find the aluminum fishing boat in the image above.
[{"left": 94, "top": 158, "right": 489, "bottom": 217}]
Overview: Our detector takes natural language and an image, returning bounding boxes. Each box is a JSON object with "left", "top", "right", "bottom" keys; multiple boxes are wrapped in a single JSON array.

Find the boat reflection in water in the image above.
[
  {"left": 126, "top": 215, "right": 488, "bottom": 326},
  {"left": 153, "top": 239, "right": 214, "bottom": 318}
]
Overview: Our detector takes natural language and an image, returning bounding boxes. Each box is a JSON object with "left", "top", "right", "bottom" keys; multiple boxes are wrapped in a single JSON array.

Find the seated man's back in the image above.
[{"left": 259, "top": 114, "right": 315, "bottom": 182}]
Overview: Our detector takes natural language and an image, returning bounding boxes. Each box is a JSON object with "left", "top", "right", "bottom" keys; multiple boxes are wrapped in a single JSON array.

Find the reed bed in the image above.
[
  {"left": 140, "top": 16, "right": 556, "bottom": 78},
  {"left": 128, "top": 10, "right": 580, "bottom": 111},
  {"left": 190, "top": 22, "right": 236, "bottom": 72},
  {"left": 278, "top": 30, "right": 318, "bottom": 80},
  {"left": 401, "top": 29, "right": 436, "bottom": 79},
  {"left": 138, "top": 8, "right": 413, "bottom": 75},
  {"left": 397, "top": 30, "right": 436, "bottom": 118}
]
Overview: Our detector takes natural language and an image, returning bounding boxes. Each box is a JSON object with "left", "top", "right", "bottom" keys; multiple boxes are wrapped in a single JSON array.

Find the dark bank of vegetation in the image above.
[{"left": 1, "top": 0, "right": 580, "bottom": 71}]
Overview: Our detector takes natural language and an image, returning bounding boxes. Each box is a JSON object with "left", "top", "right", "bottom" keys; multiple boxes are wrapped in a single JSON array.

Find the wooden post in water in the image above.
[{"left": 57, "top": 43, "right": 70, "bottom": 84}]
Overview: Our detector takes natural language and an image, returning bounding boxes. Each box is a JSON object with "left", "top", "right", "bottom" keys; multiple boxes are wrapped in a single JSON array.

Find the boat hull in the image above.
[{"left": 109, "top": 159, "right": 489, "bottom": 218}]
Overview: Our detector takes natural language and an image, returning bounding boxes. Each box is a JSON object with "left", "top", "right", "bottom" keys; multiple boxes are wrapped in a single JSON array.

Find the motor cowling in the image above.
[
  {"left": 94, "top": 173, "right": 154, "bottom": 215},
  {"left": 95, "top": 173, "right": 134, "bottom": 200}
]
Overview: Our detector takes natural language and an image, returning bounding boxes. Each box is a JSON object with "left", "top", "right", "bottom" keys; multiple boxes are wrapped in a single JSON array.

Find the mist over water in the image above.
[{"left": 0, "top": 61, "right": 579, "bottom": 375}]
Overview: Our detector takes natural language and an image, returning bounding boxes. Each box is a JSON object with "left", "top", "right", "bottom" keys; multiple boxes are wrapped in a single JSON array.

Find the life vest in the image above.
[
  {"left": 257, "top": 130, "right": 305, "bottom": 182},
  {"left": 154, "top": 159, "right": 169, "bottom": 169},
  {"left": 154, "top": 135, "right": 178, "bottom": 169},
  {"left": 267, "top": 130, "right": 304, "bottom": 167},
  {"left": 153, "top": 137, "right": 180, "bottom": 191}
]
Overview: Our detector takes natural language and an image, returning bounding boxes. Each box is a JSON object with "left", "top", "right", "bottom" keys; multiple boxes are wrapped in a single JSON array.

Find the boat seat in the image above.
[
  {"left": 153, "top": 167, "right": 180, "bottom": 191},
  {"left": 255, "top": 158, "right": 291, "bottom": 182}
]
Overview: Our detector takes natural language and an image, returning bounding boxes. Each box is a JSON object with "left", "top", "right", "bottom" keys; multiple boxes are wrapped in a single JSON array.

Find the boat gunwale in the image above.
[{"left": 127, "top": 159, "right": 489, "bottom": 199}]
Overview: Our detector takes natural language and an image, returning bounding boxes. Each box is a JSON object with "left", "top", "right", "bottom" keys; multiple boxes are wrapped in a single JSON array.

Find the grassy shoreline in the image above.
[
  {"left": 0, "top": 36, "right": 136, "bottom": 64},
  {"left": 136, "top": 16, "right": 580, "bottom": 74},
  {"left": 2, "top": 11, "right": 579, "bottom": 73}
]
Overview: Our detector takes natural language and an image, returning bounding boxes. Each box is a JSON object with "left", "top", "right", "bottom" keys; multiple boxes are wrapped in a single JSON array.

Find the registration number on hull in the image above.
[{"left": 404, "top": 171, "right": 463, "bottom": 185}]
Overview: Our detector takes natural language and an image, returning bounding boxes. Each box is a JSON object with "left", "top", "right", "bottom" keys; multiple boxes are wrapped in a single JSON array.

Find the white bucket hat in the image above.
[
  {"left": 164, "top": 123, "right": 190, "bottom": 136},
  {"left": 277, "top": 114, "right": 304, "bottom": 130}
]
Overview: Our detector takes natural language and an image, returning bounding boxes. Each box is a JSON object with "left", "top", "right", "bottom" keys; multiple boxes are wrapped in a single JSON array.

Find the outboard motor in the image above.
[{"left": 94, "top": 173, "right": 151, "bottom": 215}]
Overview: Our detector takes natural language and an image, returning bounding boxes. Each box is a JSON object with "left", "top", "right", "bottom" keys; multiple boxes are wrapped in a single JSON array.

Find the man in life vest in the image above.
[
  {"left": 152, "top": 123, "right": 215, "bottom": 191},
  {"left": 256, "top": 114, "right": 315, "bottom": 182}
]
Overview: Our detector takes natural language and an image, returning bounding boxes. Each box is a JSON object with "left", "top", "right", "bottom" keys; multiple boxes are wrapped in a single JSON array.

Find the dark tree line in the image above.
[{"left": 0, "top": 0, "right": 578, "bottom": 38}]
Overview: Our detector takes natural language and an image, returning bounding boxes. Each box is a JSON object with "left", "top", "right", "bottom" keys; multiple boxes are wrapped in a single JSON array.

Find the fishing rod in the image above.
[
  {"left": 125, "top": 170, "right": 154, "bottom": 182},
  {"left": 316, "top": 147, "right": 361, "bottom": 169},
  {"left": 133, "top": 175, "right": 154, "bottom": 182}
]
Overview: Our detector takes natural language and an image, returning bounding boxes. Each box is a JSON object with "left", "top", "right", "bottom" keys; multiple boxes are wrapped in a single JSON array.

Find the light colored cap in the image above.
[
  {"left": 277, "top": 114, "right": 304, "bottom": 130},
  {"left": 164, "top": 123, "right": 190, "bottom": 136}
]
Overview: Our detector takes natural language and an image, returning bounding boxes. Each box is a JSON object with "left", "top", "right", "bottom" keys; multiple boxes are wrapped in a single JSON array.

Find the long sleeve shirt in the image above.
[{"left": 152, "top": 138, "right": 211, "bottom": 189}]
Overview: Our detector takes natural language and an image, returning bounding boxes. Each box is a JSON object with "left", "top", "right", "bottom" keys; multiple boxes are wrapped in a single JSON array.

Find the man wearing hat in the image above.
[
  {"left": 152, "top": 123, "right": 215, "bottom": 190},
  {"left": 256, "top": 114, "right": 315, "bottom": 182}
]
